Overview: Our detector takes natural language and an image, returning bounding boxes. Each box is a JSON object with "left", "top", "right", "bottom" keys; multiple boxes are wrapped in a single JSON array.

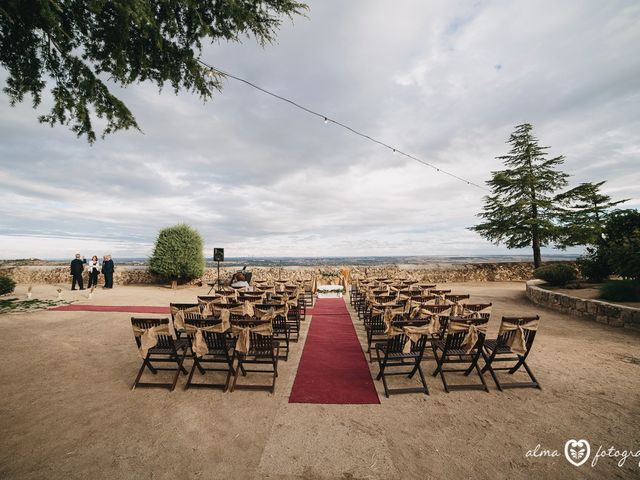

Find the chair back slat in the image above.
[
  {"left": 444, "top": 317, "right": 489, "bottom": 351},
  {"left": 131, "top": 317, "right": 174, "bottom": 349},
  {"left": 497, "top": 316, "right": 540, "bottom": 351},
  {"left": 429, "top": 289, "right": 451, "bottom": 295},
  {"left": 185, "top": 318, "right": 228, "bottom": 350},
  {"left": 445, "top": 294, "right": 470, "bottom": 303}
]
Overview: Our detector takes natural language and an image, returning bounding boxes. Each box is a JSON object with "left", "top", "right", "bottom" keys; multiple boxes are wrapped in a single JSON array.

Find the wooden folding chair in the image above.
[
  {"left": 131, "top": 317, "right": 188, "bottom": 391},
  {"left": 255, "top": 303, "right": 290, "bottom": 360},
  {"left": 365, "top": 305, "right": 404, "bottom": 362},
  {"left": 460, "top": 303, "right": 492, "bottom": 316},
  {"left": 285, "top": 296, "right": 301, "bottom": 342},
  {"left": 184, "top": 317, "right": 235, "bottom": 391},
  {"left": 169, "top": 302, "right": 202, "bottom": 338},
  {"left": 432, "top": 317, "right": 490, "bottom": 393},
  {"left": 230, "top": 319, "right": 279, "bottom": 393},
  {"left": 375, "top": 320, "right": 431, "bottom": 397},
  {"left": 482, "top": 316, "right": 541, "bottom": 390},
  {"left": 420, "top": 304, "right": 453, "bottom": 339},
  {"left": 445, "top": 294, "right": 470, "bottom": 304}
]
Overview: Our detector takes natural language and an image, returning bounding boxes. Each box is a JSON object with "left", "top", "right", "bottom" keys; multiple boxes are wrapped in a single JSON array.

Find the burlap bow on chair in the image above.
[
  {"left": 170, "top": 305, "right": 201, "bottom": 330},
  {"left": 199, "top": 297, "right": 228, "bottom": 317},
  {"left": 426, "top": 294, "right": 447, "bottom": 305},
  {"left": 132, "top": 323, "right": 176, "bottom": 358},
  {"left": 383, "top": 308, "right": 433, "bottom": 353},
  {"left": 448, "top": 321, "right": 488, "bottom": 354},
  {"left": 185, "top": 310, "right": 231, "bottom": 357},
  {"left": 255, "top": 304, "right": 289, "bottom": 321},
  {"left": 226, "top": 300, "right": 255, "bottom": 317},
  {"left": 232, "top": 321, "right": 273, "bottom": 354},
  {"left": 452, "top": 304, "right": 492, "bottom": 318},
  {"left": 498, "top": 319, "right": 539, "bottom": 356},
  {"left": 409, "top": 306, "right": 440, "bottom": 335}
]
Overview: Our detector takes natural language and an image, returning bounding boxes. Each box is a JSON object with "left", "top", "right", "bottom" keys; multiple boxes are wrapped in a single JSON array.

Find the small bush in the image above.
[
  {"left": 0, "top": 276, "right": 16, "bottom": 295},
  {"left": 533, "top": 263, "right": 577, "bottom": 286},
  {"left": 149, "top": 224, "right": 205, "bottom": 283},
  {"left": 599, "top": 280, "right": 640, "bottom": 302},
  {"left": 576, "top": 248, "right": 611, "bottom": 282}
]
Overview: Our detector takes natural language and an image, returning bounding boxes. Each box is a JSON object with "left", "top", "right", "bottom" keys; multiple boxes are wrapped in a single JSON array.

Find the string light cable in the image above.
[{"left": 198, "top": 60, "right": 488, "bottom": 191}]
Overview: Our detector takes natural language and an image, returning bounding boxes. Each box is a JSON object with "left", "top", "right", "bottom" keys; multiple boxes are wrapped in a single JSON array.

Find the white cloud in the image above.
[{"left": 0, "top": 0, "right": 638, "bottom": 259}]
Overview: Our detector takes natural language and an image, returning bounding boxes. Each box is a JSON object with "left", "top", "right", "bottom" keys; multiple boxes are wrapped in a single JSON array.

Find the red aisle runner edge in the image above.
[
  {"left": 49, "top": 305, "right": 170, "bottom": 314},
  {"left": 289, "top": 298, "right": 380, "bottom": 404}
]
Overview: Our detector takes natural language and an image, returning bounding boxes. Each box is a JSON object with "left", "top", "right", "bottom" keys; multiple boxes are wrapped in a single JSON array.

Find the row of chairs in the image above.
[
  {"left": 131, "top": 286, "right": 313, "bottom": 393},
  {"left": 131, "top": 316, "right": 280, "bottom": 393},
  {"left": 350, "top": 280, "right": 541, "bottom": 397}
]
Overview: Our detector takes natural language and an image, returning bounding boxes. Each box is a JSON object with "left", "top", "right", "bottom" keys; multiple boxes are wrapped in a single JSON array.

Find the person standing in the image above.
[
  {"left": 70, "top": 254, "right": 86, "bottom": 290},
  {"left": 87, "top": 255, "right": 100, "bottom": 288},
  {"left": 102, "top": 254, "right": 115, "bottom": 288}
]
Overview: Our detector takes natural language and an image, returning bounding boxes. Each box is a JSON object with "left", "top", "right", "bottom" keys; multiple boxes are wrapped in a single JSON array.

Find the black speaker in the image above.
[{"left": 213, "top": 248, "right": 224, "bottom": 262}]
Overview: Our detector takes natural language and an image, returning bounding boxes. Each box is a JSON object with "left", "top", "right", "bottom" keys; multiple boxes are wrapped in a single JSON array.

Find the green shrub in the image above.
[
  {"left": 601, "top": 209, "right": 640, "bottom": 280},
  {"left": 533, "top": 263, "right": 577, "bottom": 286},
  {"left": 0, "top": 276, "right": 16, "bottom": 295},
  {"left": 599, "top": 280, "right": 640, "bottom": 302},
  {"left": 576, "top": 247, "right": 611, "bottom": 282},
  {"left": 149, "top": 224, "right": 205, "bottom": 284}
]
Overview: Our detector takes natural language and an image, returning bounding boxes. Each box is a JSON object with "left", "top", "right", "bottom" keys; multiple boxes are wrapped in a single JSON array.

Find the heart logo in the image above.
[{"left": 564, "top": 439, "right": 591, "bottom": 467}]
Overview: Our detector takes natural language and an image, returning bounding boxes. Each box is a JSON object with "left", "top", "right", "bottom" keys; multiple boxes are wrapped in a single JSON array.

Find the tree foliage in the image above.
[
  {"left": 149, "top": 224, "right": 205, "bottom": 282},
  {"left": 554, "top": 181, "right": 627, "bottom": 248},
  {"left": 470, "top": 123, "right": 569, "bottom": 267},
  {"left": 0, "top": 275, "right": 16, "bottom": 295},
  {"left": 577, "top": 209, "right": 640, "bottom": 281},
  {"left": 602, "top": 209, "right": 640, "bottom": 280},
  {"left": 0, "top": 0, "right": 307, "bottom": 142}
]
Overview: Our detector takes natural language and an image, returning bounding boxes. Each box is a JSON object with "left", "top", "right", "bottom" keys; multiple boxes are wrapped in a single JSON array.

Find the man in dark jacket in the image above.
[
  {"left": 102, "top": 254, "right": 115, "bottom": 288},
  {"left": 70, "top": 254, "right": 86, "bottom": 290}
]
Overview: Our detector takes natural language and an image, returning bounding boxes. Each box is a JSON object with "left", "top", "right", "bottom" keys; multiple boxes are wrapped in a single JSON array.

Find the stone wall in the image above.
[
  {"left": 526, "top": 280, "right": 640, "bottom": 331},
  {"left": 1, "top": 262, "right": 536, "bottom": 286}
]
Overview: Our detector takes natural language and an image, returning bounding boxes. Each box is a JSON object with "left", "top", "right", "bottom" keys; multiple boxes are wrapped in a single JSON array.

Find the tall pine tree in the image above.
[{"left": 470, "top": 123, "right": 568, "bottom": 268}]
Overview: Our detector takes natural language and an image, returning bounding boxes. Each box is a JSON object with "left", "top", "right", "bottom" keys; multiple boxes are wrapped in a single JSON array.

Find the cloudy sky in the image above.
[{"left": 1, "top": 0, "right": 638, "bottom": 259}]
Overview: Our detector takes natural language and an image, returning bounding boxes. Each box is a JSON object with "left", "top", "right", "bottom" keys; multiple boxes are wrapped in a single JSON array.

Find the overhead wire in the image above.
[{"left": 197, "top": 59, "right": 488, "bottom": 191}]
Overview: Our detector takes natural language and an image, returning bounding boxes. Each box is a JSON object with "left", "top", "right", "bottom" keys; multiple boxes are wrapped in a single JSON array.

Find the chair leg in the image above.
[
  {"left": 143, "top": 358, "right": 158, "bottom": 374},
  {"left": 132, "top": 362, "right": 147, "bottom": 390},
  {"left": 376, "top": 347, "right": 387, "bottom": 381},
  {"left": 185, "top": 359, "right": 199, "bottom": 390},
  {"left": 170, "top": 350, "right": 187, "bottom": 392},
  {"left": 271, "top": 354, "right": 278, "bottom": 394},
  {"left": 230, "top": 354, "right": 242, "bottom": 392},
  {"left": 482, "top": 350, "right": 502, "bottom": 391},
  {"left": 464, "top": 350, "right": 482, "bottom": 376},
  {"left": 522, "top": 361, "right": 541, "bottom": 389},
  {"left": 473, "top": 361, "right": 489, "bottom": 392},
  {"left": 431, "top": 347, "right": 443, "bottom": 377},
  {"left": 416, "top": 364, "right": 429, "bottom": 395},
  {"left": 508, "top": 357, "right": 525, "bottom": 374}
]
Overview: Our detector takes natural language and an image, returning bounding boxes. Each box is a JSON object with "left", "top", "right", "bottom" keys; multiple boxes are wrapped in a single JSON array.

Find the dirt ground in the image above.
[{"left": 1, "top": 282, "right": 639, "bottom": 479}]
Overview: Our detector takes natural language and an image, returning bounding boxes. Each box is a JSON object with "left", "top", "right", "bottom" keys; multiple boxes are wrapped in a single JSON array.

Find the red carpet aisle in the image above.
[
  {"left": 289, "top": 298, "right": 379, "bottom": 404},
  {"left": 49, "top": 305, "right": 169, "bottom": 314}
]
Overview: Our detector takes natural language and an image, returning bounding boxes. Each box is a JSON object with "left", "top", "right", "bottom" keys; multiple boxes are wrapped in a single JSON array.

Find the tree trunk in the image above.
[
  {"left": 171, "top": 279, "right": 177, "bottom": 289},
  {"left": 532, "top": 235, "right": 542, "bottom": 269}
]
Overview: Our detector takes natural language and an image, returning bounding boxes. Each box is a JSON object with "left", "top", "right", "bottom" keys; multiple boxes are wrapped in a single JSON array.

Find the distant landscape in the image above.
[{"left": 0, "top": 254, "right": 579, "bottom": 268}]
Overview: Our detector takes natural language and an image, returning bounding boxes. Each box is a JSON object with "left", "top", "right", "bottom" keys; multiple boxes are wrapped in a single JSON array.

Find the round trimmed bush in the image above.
[
  {"left": 149, "top": 224, "right": 205, "bottom": 285},
  {"left": 0, "top": 276, "right": 16, "bottom": 295},
  {"left": 533, "top": 263, "right": 577, "bottom": 286}
]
